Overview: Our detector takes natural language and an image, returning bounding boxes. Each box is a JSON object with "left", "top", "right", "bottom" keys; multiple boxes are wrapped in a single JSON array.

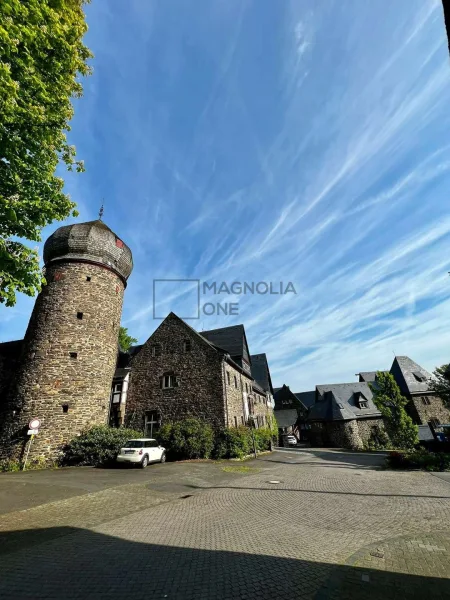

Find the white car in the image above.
[
  {"left": 116, "top": 438, "right": 166, "bottom": 468},
  {"left": 287, "top": 435, "right": 297, "bottom": 446}
]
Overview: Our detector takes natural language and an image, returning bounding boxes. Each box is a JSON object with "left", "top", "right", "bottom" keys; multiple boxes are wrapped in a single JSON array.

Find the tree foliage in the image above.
[
  {"left": 0, "top": 0, "right": 92, "bottom": 306},
  {"left": 429, "top": 364, "right": 450, "bottom": 409},
  {"left": 119, "top": 326, "right": 138, "bottom": 352},
  {"left": 370, "top": 371, "right": 418, "bottom": 449}
]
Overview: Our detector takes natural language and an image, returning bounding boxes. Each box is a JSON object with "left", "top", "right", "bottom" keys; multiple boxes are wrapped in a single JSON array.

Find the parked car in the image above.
[
  {"left": 287, "top": 435, "right": 297, "bottom": 446},
  {"left": 116, "top": 438, "right": 166, "bottom": 468}
]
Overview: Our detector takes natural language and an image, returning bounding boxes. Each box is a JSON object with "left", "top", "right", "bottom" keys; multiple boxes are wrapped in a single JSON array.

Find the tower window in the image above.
[
  {"left": 86, "top": 276, "right": 91, "bottom": 282},
  {"left": 69, "top": 352, "right": 78, "bottom": 359},
  {"left": 62, "top": 404, "right": 69, "bottom": 414},
  {"left": 77, "top": 312, "right": 83, "bottom": 320}
]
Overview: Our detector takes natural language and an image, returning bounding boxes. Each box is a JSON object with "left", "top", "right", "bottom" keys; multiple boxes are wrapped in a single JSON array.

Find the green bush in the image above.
[
  {"left": 0, "top": 459, "right": 22, "bottom": 472},
  {"left": 388, "top": 449, "right": 450, "bottom": 471},
  {"left": 63, "top": 425, "right": 142, "bottom": 467},
  {"left": 215, "top": 426, "right": 252, "bottom": 459},
  {"left": 157, "top": 418, "right": 215, "bottom": 460},
  {"left": 253, "top": 427, "right": 273, "bottom": 452}
]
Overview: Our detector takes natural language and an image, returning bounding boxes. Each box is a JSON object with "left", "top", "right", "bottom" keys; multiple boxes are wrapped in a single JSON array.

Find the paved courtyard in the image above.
[{"left": 0, "top": 448, "right": 449, "bottom": 599}]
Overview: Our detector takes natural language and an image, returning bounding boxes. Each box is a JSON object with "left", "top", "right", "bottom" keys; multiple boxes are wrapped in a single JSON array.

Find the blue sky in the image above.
[{"left": 2, "top": 0, "right": 450, "bottom": 391}]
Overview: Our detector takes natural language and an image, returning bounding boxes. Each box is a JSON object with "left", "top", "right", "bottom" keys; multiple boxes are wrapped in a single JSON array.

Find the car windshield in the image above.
[{"left": 125, "top": 440, "right": 144, "bottom": 448}]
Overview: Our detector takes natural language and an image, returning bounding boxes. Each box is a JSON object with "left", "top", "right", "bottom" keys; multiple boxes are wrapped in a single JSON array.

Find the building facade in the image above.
[{"left": 121, "top": 313, "right": 273, "bottom": 435}]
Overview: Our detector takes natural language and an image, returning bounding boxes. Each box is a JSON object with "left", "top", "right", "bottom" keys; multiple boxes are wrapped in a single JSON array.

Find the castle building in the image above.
[
  {"left": 112, "top": 313, "right": 274, "bottom": 435},
  {"left": 0, "top": 219, "right": 133, "bottom": 461}
]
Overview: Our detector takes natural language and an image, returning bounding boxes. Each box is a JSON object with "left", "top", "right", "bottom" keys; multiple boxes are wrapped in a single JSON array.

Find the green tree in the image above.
[
  {"left": 428, "top": 364, "right": 450, "bottom": 409},
  {"left": 0, "top": 0, "right": 92, "bottom": 307},
  {"left": 370, "top": 371, "right": 418, "bottom": 449},
  {"left": 118, "top": 326, "right": 138, "bottom": 352}
]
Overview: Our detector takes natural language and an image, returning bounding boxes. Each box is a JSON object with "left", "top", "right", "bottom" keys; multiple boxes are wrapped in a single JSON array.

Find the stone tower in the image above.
[{"left": 1, "top": 220, "right": 133, "bottom": 461}]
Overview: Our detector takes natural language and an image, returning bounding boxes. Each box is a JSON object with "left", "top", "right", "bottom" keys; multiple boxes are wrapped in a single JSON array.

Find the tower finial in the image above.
[{"left": 98, "top": 202, "right": 104, "bottom": 220}]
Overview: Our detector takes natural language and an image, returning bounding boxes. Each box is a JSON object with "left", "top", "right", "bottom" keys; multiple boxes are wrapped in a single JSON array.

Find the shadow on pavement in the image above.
[
  {"left": 268, "top": 448, "right": 387, "bottom": 470},
  {"left": 0, "top": 526, "right": 448, "bottom": 599}
]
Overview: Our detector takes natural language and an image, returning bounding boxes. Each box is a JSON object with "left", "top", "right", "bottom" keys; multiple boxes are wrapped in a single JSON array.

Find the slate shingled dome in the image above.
[{"left": 44, "top": 220, "right": 133, "bottom": 283}]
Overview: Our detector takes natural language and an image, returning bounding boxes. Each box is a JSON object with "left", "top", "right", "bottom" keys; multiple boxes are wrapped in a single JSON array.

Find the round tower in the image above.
[{"left": 2, "top": 220, "right": 133, "bottom": 461}]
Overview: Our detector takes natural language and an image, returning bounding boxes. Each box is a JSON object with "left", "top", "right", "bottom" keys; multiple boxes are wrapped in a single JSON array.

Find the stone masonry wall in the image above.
[
  {"left": 310, "top": 418, "right": 386, "bottom": 450},
  {"left": 0, "top": 262, "right": 124, "bottom": 461},
  {"left": 222, "top": 363, "right": 273, "bottom": 428},
  {"left": 407, "top": 395, "right": 450, "bottom": 425},
  {"left": 125, "top": 314, "right": 226, "bottom": 431}
]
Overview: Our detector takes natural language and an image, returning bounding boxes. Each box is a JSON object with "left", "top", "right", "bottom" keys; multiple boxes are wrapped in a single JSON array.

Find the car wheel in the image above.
[
  {"left": 160, "top": 452, "right": 166, "bottom": 464},
  {"left": 140, "top": 455, "right": 149, "bottom": 469}
]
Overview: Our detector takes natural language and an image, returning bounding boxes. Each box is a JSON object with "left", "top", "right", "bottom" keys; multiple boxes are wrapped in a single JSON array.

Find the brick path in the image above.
[{"left": 0, "top": 449, "right": 449, "bottom": 599}]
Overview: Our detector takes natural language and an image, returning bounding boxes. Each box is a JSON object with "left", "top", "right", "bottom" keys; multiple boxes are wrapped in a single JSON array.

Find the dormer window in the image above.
[
  {"left": 413, "top": 371, "right": 426, "bottom": 382},
  {"left": 359, "top": 401, "right": 368, "bottom": 409}
]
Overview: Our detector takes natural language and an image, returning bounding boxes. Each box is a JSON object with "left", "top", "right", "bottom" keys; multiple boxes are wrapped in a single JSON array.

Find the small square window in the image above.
[
  {"left": 62, "top": 404, "right": 69, "bottom": 413},
  {"left": 86, "top": 276, "right": 91, "bottom": 282},
  {"left": 69, "top": 352, "right": 78, "bottom": 359},
  {"left": 77, "top": 312, "right": 83, "bottom": 320},
  {"left": 183, "top": 339, "right": 192, "bottom": 352},
  {"left": 152, "top": 344, "right": 162, "bottom": 357}
]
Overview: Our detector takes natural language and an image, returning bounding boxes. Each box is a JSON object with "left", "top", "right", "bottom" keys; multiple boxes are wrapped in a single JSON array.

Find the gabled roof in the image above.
[
  {"left": 308, "top": 382, "right": 381, "bottom": 422},
  {"left": 200, "top": 324, "right": 251, "bottom": 364},
  {"left": 390, "top": 356, "right": 432, "bottom": 395},
  {"left": 294, "top": 391, "right": 315, "bottom": 409},
  {"left": 358, "top": 371, "right": 377, "bottom": 383},
  {"left": 250, "top": 353, "right": 273, "bottom": 394},
  {"left": 274, "top": 408, "right": 298, "bottom": 428},
  {"left": 273, "top": 384, "right": 303, "bottom": 410}
]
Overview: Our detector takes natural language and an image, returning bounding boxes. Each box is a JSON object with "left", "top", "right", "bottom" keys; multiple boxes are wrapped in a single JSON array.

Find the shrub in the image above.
[
  {"left": 157, "top": 418, "right": 215, "bottom": 460},
  {"left": 215, "top": 426, "right": 252, "bottom": 459},
  {"left": 0, "top": 459, "right": 21, "bottom": 473},
  {"left": 63, "top": 425, "right": 142, "bottom": 467},
  {"left": 253, "top": 427, "right": 273, "bottom": 452},
  {"left": 388, "top": 449, "right": 450, "bottom": 471}
]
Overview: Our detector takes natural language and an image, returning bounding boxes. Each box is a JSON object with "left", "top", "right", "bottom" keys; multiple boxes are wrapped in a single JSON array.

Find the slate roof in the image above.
[
  {"left": 358, "top": 371, "right": 377, "bottom": 383},
  {"left": 0, "top": 339, "right": 23, "bottom": 358},
  {"left": 274, "top": 409, "right": 298, "bottom": 428},
  {"left": 390, "top": 356, "right": 432, "bottom": 396},
  {"left": 308, "top": 382, "right": 382, "bottom": 422},
  {"left": 273, "top": 384, "right": 304, "bottom": 411},
  {"left": 250, "top": 353, "right": 273, "bottom": 393},
  {"left": 200, "top": 324, "right": 250, "bottom": 365},
  {"left": 418, "top": 424, "right": 434, "bottom": 442},
  {"left": 294, "top": 391, "right": 316, "bottom": 409}
]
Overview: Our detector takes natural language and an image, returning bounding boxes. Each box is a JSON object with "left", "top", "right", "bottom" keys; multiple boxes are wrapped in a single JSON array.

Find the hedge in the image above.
[
  {"left": 63, "top": 425, "right": 142, "bottom": 466},
  {"left": 388, "top": 448, "right": 450, "bottom": 471},
  {"left": 157, "top": 418, "right": 215, "bottom": 460}
]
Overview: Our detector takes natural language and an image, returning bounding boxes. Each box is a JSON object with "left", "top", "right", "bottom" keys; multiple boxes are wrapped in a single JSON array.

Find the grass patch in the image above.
[{"left": 221, "top": 465, "right": 260, "bottom": 474}]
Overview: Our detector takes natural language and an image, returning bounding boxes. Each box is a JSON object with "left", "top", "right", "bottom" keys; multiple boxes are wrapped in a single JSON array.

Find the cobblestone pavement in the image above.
[{"left": 0, "top": 449, "right": 449, "bottom": 599}]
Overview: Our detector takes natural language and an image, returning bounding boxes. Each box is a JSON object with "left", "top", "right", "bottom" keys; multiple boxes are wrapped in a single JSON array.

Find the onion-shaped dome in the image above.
[{"left": 43, "top": 220, "right": 133, "bottom": 283}]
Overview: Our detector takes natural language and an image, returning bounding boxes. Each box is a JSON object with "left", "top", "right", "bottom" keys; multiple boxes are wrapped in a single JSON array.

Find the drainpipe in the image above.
[{"left": 222, "top": 358, "right": 229, "bottom": 428}]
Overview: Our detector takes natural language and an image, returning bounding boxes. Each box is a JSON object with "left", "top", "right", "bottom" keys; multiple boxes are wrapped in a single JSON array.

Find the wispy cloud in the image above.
[{"left": 2, "top": 0, "right": 450, "bottom": 391}]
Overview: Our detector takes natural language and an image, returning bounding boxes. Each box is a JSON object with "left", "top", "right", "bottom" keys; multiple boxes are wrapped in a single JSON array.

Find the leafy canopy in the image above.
[
  {"left": 0, "top": 0, "right": 92, "bottom": 306},
  {"left": 429, "top": 364, "right": 450, "bottom": 409},
  {"left": 118, "top": 326, "right": 138, "bottom": 352},
  {"left": 370, "top": 371, "right": 418, "bottom": 449}
]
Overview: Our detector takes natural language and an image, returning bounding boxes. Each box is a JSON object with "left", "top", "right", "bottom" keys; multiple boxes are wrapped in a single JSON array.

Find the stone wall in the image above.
[
  {"left": 222, "top": 363, "right": 253, "bottom": 427},
  {"left": 407, "top": 395, "right": 450, "bottom": 425},
  {"left": 0, "top": 262, "right": 124, "bottom": 460},
  {"left": 125, "top": 314, "right": 226, "bottom": 431},
  {"left": 309, "top": 418, "right": 386, "bottom": 450}
]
